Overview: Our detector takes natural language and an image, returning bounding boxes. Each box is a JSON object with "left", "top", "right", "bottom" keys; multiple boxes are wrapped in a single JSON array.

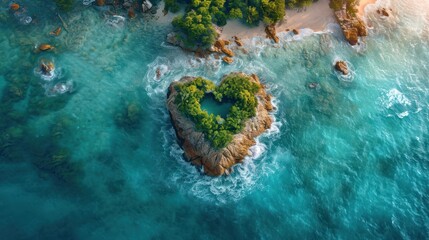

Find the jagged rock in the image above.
[
  {"left": 142, "top": 0, "right": 153, "bottom": 12},
  {"left": 166, "top": 73, "right": 273, "bottom": 176},
  {"left": 41, "top": 61, "right": 54, "bottom": 75},
  {"left": 343, "top": 28, "right": 358, "bottom": 45},
  {"left": 335, "top": 8, "right": 368, "bottom": 45},
  {"left": 292, "top": 29, "right": 299, "bottom": 35},
  {"left": 222, "top": 47, "right": 234, "bottom": 57},
  {"left": 265, "top": 24, "right": 279, "bottom": 43},
  {"left": 234, "top": 36, "right": 243, "bottom": 46},
  {"left": 214, "top": 39, "right": 234, "bottom": 57},
  {"left": 335, "top": 61, "right": 349, "bottom": 75},
  {"left": 222, "top": 56, "right": 233, "bottom": 64}
]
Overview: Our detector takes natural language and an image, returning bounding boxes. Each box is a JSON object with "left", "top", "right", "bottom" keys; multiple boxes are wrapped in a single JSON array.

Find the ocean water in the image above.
[{"left": 0, "top": 0, "right": 428, "bottom": 239}]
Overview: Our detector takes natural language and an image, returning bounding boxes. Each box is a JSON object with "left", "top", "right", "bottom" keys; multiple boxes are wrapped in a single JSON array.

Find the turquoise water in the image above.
[
  {"left": 1, "top": 0, "right": 428, "bottom": 239},
  {"left": 200, "top": 94, "right": 233, "bottom": 118}
]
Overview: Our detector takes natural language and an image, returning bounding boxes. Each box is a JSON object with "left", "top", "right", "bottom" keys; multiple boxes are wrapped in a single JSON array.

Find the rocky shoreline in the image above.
[
  {"left": 334, "top": 7, "right": 368, "bottom": 45},
  {"left": 166, "top": 73, "right": 273, "bottom": 176}
]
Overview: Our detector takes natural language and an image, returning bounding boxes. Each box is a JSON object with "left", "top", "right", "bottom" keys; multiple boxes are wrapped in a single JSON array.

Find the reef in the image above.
[{"left": 166, "top": 73, "right": 273, "bottom": 176}]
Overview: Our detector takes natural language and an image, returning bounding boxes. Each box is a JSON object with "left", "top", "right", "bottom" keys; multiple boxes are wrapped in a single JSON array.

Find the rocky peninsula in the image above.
[{"left": 167, "top": 73, "right": 273, "bottom": 176}]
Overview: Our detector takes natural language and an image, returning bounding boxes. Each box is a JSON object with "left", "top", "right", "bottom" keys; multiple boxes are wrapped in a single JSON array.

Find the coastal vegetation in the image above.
[
  {"left": 170, "top": 0, "right": 316, "bottom": 47},
  {"left": 174, "top": 75, "right": 260, "bottom": 148}
]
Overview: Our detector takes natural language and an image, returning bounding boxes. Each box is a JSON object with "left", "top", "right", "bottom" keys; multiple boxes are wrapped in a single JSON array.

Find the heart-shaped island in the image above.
[{"left": 167, "top": 72, "right": 274, "bottom": 176}]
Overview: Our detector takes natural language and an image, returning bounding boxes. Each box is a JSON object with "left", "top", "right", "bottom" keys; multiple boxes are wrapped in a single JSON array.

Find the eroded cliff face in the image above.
[{"left": 166, "top": 73, "right": 273, "bottom": 176}]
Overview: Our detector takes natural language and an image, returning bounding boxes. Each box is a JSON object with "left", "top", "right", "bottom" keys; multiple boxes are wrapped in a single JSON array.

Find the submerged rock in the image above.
[
  {"left": 166, "top": 73, "right": 273, "bottom": 176},
  {"left": 335, "top": 61, "right": 349, "bottom": 75}
]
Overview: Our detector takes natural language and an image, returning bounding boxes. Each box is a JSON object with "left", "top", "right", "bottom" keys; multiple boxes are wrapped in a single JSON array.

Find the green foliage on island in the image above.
[
  {"left": 170, "top": 0, "right": 316, "bottom": 47},
  {"left": 329, "top": 0, "right": 359, "bottom": 15},
  {"left": 53, "top": 0, "right": 74, "bottom": 12},
  {"left": 175, "top": 75, "right": 260, "bottom": 149}
]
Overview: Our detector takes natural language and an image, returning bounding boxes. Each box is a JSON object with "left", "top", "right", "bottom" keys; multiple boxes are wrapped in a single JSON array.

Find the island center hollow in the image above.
[
  {"left": 166, "top": 72, "right": 274, "bottom": 176},
  {"left": 200, "top": 93, "right": 233, "bottom": 119}
]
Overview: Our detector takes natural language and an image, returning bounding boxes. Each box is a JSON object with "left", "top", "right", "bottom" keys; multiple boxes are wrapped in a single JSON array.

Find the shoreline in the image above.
[
  {"left": 358, "top": 0, "right": 378, "bottom": 17},
  {"left": 218, "top": 0, "right": 379, "bottom": 41}
]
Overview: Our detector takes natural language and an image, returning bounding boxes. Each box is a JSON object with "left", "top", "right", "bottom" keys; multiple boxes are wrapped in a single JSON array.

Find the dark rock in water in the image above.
[
  {"left": 41, "top": 61, "right": 54, "bottom": 75},
  {"left": 166, "top": 73, "right": 273, "bottom": 176},
  {"left": 292, "top": 29, "right": 299, "bottom": 35},
  {"left": 335, "top": 61, "right": 349, "bottom": 75},
  {"left": 265, "top": 24, "right": 279, "bottom": 43}
]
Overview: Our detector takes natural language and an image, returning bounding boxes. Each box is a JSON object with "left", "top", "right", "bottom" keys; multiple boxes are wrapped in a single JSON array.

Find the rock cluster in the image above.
[
  {"left": 335, "top": 9, "right": 368, "bottom": 45},
  {"left": 166, "top": 73, "right": 274, "bottom": 176},
  {"left": 265, "top": 24, "right": 279, "bottom": 43},
  {"left": 377, "top": 8, "right": 390, "bottom": 17}
]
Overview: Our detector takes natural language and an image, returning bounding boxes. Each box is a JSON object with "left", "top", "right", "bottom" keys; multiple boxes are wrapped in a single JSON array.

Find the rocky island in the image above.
[{"left": 167, "top": 73, "right": 273, "bottom": 176}]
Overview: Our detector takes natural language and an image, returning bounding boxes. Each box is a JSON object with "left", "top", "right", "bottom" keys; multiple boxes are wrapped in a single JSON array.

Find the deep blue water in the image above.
[{"left": 0, "top": 0, "right": 428, "bottom": 239}]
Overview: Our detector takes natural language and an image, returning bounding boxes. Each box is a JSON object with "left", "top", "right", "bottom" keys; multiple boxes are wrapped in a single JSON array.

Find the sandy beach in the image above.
[
  {"left": 220, "top": 0, "right": 334, "bottom": 40},
  {"left": 220, "top": 0, "right": 379, "bottom": 40}
]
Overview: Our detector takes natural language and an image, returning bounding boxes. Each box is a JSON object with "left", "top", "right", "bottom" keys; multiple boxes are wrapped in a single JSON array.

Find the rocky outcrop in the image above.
[
  {"left": 292, "top": 29, "right": 299, "bottom": 35},
  {"left": 234, "top": 36, "right": 243, "bottom": 47},
  {"left": 335, "top": 9, "right": 368, "bottom": 45},
  {"left": 335, "top": 60, "right": 349, "bottom": 75},
  {"left": 166, "top": 73, "right": 273, "bottom": 176},
  {"left": 222, "top": 56, "right": 233, "bottom": 64},
  {"left": 265, "top": 24, "right": 279, "bottom": 43}
]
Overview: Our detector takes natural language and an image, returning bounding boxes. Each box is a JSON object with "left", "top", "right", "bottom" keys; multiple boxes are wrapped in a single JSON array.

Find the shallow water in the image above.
[{"left": 0, "top": 0, "right": 428, "bottom": 239}]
